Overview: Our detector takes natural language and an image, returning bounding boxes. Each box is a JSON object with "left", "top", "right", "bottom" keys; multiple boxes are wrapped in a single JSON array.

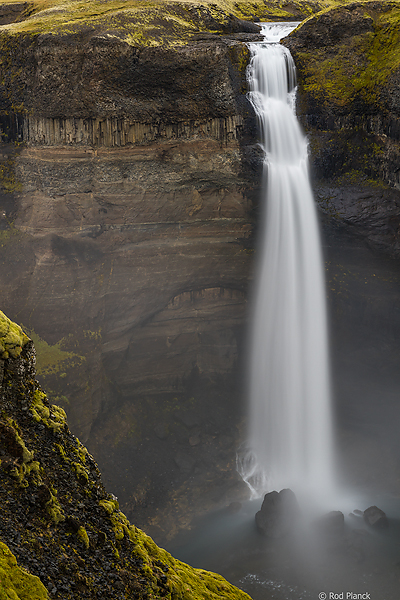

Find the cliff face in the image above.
[
  {"left": 1, "top": 0, "right": 391, "bottom": 546},
  {"left": 284, "top": 0, "right": 400, "bottom": 257},
  {"left": 0, "top": 0, "right": 265, "bottom": 542},
  {"left": 0, "top": 310, "right": 252, "bottom": 600}
]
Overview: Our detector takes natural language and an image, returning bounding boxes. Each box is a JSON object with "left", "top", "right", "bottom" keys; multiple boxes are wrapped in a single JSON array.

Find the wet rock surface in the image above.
[
  {"left": 255, "top": 489, "right": 299, "bottom": 538},
  {"left": 363, "top": 505, "right": 388, "bottom": 528}
]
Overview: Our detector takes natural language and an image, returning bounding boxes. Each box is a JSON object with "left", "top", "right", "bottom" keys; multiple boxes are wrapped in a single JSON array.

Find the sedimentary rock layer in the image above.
[{"left": 0, "top": 15, "right": 259, "bottom": 540}]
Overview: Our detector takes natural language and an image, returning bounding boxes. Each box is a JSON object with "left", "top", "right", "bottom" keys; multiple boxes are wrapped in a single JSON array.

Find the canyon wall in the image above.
[
  {"left": 0, "top": 8, "right": 264, "bottom": 541},
  {"left": 2, "top": 0, "right": 400, "bottom": 544}
]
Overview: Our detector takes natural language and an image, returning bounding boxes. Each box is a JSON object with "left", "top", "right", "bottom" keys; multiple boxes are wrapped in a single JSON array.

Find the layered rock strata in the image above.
[{"left": 0, "top": 5, "right": 261, "bottom": 542}]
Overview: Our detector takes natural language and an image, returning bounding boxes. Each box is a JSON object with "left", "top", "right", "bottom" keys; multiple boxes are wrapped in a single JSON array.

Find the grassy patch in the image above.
[
  {"left": 293, "top": 1, "right": 400, "bottom": 110},
  {"left": 23, "top": 327, "right": 84, "bottom": 377},
  {"left": 0, "top": 0, "right": 365, "bottom": 45}
]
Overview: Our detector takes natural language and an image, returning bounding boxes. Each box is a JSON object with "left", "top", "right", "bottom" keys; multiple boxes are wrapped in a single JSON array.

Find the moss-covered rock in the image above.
[
  {"left": 0, "top": 540, "right": 49, "bottom": 599},
  {"left": 0, "top": 0, "right": 358, "bottom": 43},
  {"left": 0, "top": 310, "right": 252, "bottom": 600},
  {"left": 285, "top": 1, "right": 400, "bottom": 121},
  {"left": 0, "top": 310, "right": 29, "bottom": 359},
  {"left": 283, "top": 1, "right": 400, "bottom": 258}
]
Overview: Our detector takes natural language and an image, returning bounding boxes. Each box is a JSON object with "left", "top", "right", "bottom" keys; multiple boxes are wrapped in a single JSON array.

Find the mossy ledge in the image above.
[
  {"left": 0, "top": 0, "right": 362, "bottom": 43},
  {"left": 0, "top": 308, "right": 252, "bottom": 599},
  {"left": 284, "top": 1, "right": 400, "bottom": 128},
  {"left": 0, "top": 310, "right": 29, "bottom": 359},
  {"left": 0, "top": 540, "right": 49, "bottom": 599}
]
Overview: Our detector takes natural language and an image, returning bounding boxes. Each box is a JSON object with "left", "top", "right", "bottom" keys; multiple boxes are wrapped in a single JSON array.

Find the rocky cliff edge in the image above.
[
  {"left": 285, "top": 0, "right": 400, "bottom": 257},
  {"left": 0, "top": 310, "right": 252, "bottom": 600}
]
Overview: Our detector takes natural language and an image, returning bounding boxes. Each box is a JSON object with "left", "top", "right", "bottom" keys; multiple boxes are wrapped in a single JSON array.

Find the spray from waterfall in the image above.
[{"left": 238, "top": 23, "right": 336, "bottom": 503}]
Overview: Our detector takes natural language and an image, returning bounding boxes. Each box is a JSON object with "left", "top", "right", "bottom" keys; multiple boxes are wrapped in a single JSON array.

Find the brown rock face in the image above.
[{"left": 0, "top": 30, "right": 260, "bottom": 541}]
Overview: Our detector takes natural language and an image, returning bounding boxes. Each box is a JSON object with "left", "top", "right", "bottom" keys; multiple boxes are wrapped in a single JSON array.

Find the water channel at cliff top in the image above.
[{"left": 167, "top": 22, "right": 400, "bottom": 600}]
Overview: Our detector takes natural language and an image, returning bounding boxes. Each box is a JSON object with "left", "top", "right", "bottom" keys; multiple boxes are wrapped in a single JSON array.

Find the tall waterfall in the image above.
[{"left": 239, "top": 23, "right": 336, "bottom": 501}]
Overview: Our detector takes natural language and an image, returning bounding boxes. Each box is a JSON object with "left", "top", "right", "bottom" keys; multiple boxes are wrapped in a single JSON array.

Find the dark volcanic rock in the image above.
[
  {"left": 315, "top": 510, "right": 345, "bottom": 534},
  {"left": 255, "top": 488, "right": 299, "bottom": 538},
  {"left": 363, "top": 505, "right": 388, "bottom": 529},
  {"left": 285, "top": 4, "right": 374, "bottom": 50},
  {"left": 0, "top": 2, "right": 28, "bottom": 25}
]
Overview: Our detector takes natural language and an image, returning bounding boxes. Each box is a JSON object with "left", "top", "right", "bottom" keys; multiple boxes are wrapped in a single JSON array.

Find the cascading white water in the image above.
[{"left": 238, "top": 23, "right": 336, "bottom": 502}]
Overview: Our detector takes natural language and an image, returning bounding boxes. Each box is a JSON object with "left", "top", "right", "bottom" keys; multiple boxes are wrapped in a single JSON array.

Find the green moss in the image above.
[
  {"left": 0, "top": 156, "right": 22, "bottom": 193},
  {"left": 99, "top": 498, "right": 119, "bottom": 514},
  {"left": 0, "top": 0, "right": 360, "bottom": 46},
  {"left": 0, "top": 541, "right": 49, "bottom": 599},
  {"left": 10, "top": 460, "right": 42, "bottom": 487},
  {"left": 45, "top": 487, "right": 65, "bottom": 524},
  {"left": 30, "top": 389, "right": 68, "bottom": 434},
  {"left": 0, "top": 416, "right": 43, "bottom": 487},
  {"left": 73, "top": 462, "right": 89, "bottom": 484},
  {"left": 77, "top": 526, "right": 90, "bottom": 550},
  {"left": 97, "top": 498, "right": 252, "bottom": 598},
  {"left": 56, "top": 441, "right": 90, "bottom": 485},
  {"left": 294, "top": 1, "right": 400, "bottom": 111},
  {"left": 99, "top": 497, "right": 132, "bottom": 542},
  {"left": 228, "top": 42, "right": 250, "bottom": 73},
  {"left": 9, "top": 422, "right": 34, "bottom": 463},
  {"left": 0, "top": 311, "right": 30, "bottom": 359},
  {"left": 24, "top": 328, "right": 85, "bottom": 378},
  {"left": 131, "top": 527, "right": 252, "bottom": 599}
]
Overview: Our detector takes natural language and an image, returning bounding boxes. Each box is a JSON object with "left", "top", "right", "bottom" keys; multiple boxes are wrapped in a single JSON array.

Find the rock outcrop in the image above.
[
  {"left": 363, "top": 505, "right": 388, "bottom": 528},
  {"left": 284, "top": 1, "right": 400, "bottom": 257},
  {"left": 0, "top": 310, "right": 253, "bottom": 600},
  {"left": 255, "top": 488, "right": 299, "bottom": 538}
]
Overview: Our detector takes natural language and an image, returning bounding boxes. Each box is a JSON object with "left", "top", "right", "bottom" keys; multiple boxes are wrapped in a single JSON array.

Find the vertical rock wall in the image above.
[{"left": 0, "top": 31, "right": 261, "bottom": 540}]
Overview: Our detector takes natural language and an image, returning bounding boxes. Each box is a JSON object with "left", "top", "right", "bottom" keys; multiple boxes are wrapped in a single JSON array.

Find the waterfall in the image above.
[{"left": 238, "top": 23, "right": 336, "bottom": 502}]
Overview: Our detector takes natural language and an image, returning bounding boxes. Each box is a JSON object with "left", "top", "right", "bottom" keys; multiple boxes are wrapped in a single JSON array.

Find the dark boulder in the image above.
[
  {"left": 363, "top": 506, "right": 388, "bottom": 529},
  {"left": 315, "top": 510, "right": 345, "bottom": 534},
  {"left": 255, "top": 488, "right": 299, "bottom": 538}
]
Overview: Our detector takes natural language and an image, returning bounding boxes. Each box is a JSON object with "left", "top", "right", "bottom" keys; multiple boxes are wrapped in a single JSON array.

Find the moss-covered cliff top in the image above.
[
  {"left": 0, "top": 0, "right": 366, "bottom": 45},
  {"left": 0, "top": 310, "right": 252, "bottom": 599},
  {"left": 285, "top": 0, "right": 400, "bottom": 115},
  {"left": 0, "top": 310, "right": 30, "bottom": 359}
]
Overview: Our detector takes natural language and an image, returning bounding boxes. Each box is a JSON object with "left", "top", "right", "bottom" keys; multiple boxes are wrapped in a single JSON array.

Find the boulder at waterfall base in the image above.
[
  {"left": 363, "top": 506, "right": 388, "bottom": 529},
  {"left": 255, "top": 488, "right": 299, "bottom": 538}
]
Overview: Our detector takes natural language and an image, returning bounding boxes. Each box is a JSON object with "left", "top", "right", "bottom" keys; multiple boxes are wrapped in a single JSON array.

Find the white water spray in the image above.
[{"left": 238, "top": 23, "right": 336, "bottom": 502}]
